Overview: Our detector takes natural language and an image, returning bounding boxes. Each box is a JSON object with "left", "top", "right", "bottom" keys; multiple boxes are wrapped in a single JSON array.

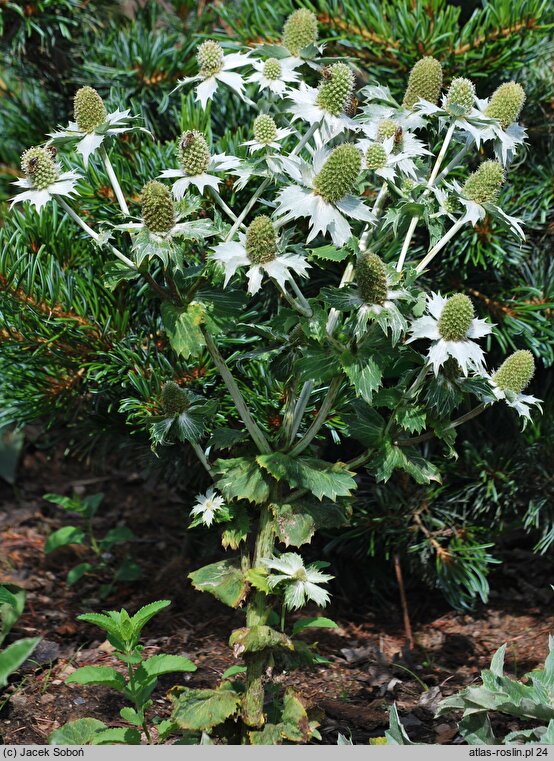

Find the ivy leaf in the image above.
[
  {"left": 214, "top": 457, "right": 270, "bottom": 504},
  {"left": 189, "top": 558, "right": 247, "bottom": 608},
  {"left": 170, "top": 684, "right": 241, "bottom": 731},
  {"left": 257, "top": 453, "right": 357, "bottom": 502},
  {"left": 341, "top": 352, "right": 382, "bottom": 404},
  {"left": 161, "top": 302, "right": 206, "bottom": 359}
]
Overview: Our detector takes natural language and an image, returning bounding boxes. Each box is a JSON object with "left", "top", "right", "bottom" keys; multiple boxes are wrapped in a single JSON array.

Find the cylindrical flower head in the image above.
[
  {"left": 161, "top": 381, "right": 189, "bottom": 415},
  {"left": 493, "top": 350, "right": 534, "bottom": 394},
  {"left": 365, "top": 143, "right": 387, "bottom": 170},
  {"left": 462, "top": 160, "right": 504, "bottom": 205},
  {"left": 485, "top": 82, "right": 525, "bottom": 129},
  {"left": 253, "top": 114, "right": 278, "bottom": 145},
  {"left": 178, "top": 131, "right": 210, "bottom": 176},
  {"left": 377, "top": 119, "right": 399, "bottom": 142},
  {"left": 282, "top": 8, "right": 318, "bottom": 56},
  {"left": 73, "top": 86, "right": 107, "bottom": 133},
  {"left": 245, "top": 215, "right": 277, "bottom": 264},
  {"left": 356, "top": 252, "right": 388, "bottom": 305},
  {"left": 263, "top": 58, "right": 282, "bottom": 81},
  {"left": 437, "top": 294, "right": 474, "bottom": 341},
  {"left": 141, "top": 180, "right": 175, "bottom": 234},
  {"left": 316, "top": 63, "right": 355, "bottom": 116},
  {"left": 446, "top": 77, "right": 475, "bottom": 114},
  {"left": 402, "top": 56, "right": 443, "bottom": 109},
  {"left": 21, "top": 146, "right": 58, "bottom": 189},
  {"left": 197, "top": 40, "right": 224, "bottom": 77},
  {"left": 312, "top": 144, "right": 361, "bottom": 204}
]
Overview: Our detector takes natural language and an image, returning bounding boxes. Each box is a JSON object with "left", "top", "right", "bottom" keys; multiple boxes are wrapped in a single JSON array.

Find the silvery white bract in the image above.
[
  {"left": 173, "top": 52, "right": 252, "bottom": 109},
  {"left": 359, "top": 84, "right": 428, "bottom": 131},
  {"left": 159, "top": 154, "right": 241, "bottom": 198},
  {"left": 48, "top": 110, "right": 147, "bottom": 166},
  {"left": 190, "top": 487, "right": 226, "bottom": 527},
  {"left": 355, "top": 273, "right": 409, "bottom": 344},
  {"left": 452, "top": 179, "right": 525, "bottom": 238},
  {"left": 242, "top": 127, "right": 293, "bottom": 154},
  {"left": 10, "top": 170, "right": 81, "bottom": 212},
  {"left": 113, "top": 218, "right": 218, "bottom": 267},
  {"left": 287, "top": 82, "right": 358, "bottom": 140},
  {"left": 274, "top": 148, "right": 375, "bottom": 247},
  {"left": 211, "top": 233, "right": 310, "bottom": 295},
  {"left": 357, "top": 133, "right": 429, "bottom": 180},
  {"left": 263, "top": 552, "right": 334, "bottom": 610},
  {"left": 407, "top": 292, "right": 492, "bottom": 376},
  {"left": 487, "top": 377, "right": 542, "bottom": 426},
  {"left": 247, "top": 57, "right": 301, "bottom": 97}
]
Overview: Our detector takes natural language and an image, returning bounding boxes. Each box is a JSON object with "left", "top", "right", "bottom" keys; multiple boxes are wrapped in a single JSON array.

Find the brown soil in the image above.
[{"left": 1, "top": 441, "right": 553, "bottom": 745}]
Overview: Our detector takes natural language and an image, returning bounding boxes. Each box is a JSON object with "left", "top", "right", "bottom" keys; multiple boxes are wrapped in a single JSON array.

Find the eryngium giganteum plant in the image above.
[{"left": 11, "top": 8, "right": 541, "bottom": 745}]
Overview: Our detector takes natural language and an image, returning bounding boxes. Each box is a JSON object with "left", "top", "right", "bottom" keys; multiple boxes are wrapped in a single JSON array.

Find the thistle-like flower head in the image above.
[
  {"left": 356, "top": 252, "right": 388, "bottom": 306},
  {"left": 140, "top": 180, "right": 175, "bottom": 234},
  {"left": 178, "top": 130, "right": 211, "bottom": 176},
  {"left": 316, "top": 63, "right": 355, "bottom": 117},
  {"left": 462, "top": 160, "right": 504, "bottom": 205},
  {"left": 21, "top": 146, "right": 58, "bottom": 190},
  {"left": 365, "top": 143, "right": 388, "bottom": 170},
  {"left": 282, "top": 8, "right": 318, "bottom": 56},
  {"left": 493, "top": 350, "right": 534, "bottom": 394},
  {"left": 402, "top": 56, "right": 443, "bottom": 109},
  {"left": 245, "top": 216, "right": 277, "bottom": 264},
  {"left": 73, "top": 86, "right": 107, "bottom": 133},
  {"left": 376, "top": 118, "right": 400, "bottom": 142},
  {"left": 197, "top": 40, "right": 224, "bottom": 78},
  {"left": 485, "top": 82, "right": 525, "bottom": 129},
  {"left": 161, "top": 381, "right": 190, "bottom": 416},
  {"left": 253, "top": 114, "right": 278, "bottom": 145},
  {"left": 446, "top": 77, "right": 475, "bottom": 114},
  {"left": 263, "top": 58, "right": 282, "bottom": 80},
  {"left": 437, "top": 294, "right": 475, "bottom": 341},
  {"left": 312, "top": 144, "right": 361, "bottom": 204}
]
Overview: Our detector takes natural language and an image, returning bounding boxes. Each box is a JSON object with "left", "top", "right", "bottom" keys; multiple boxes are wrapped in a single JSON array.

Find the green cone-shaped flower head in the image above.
[
  {"left": 377, "top": 118, "right": 399, "bottom": 142},
  {"left": 282, "top": 8, "right": 318, "bottom": 56},
  {"left": 312, "top": 144, "right": 361, "bottom": 204},
  {"left": 402, "top": 56, "right": 443, "bottom": 109},
  {"left": 462, "top": 160, "right": 504, "bottom": 204},
  {"left": 365, "top": 143, "right": 387, "bottom": 170},
  {"left": 493, "top": 350, "right": 534, "bottom": 394},
  {"left": 316, "top": 63, "right": 355, "bottom": 116},
  {"left": 245, "top": 215, "right": 277, "bottom": 264},
  {"left": 485, "top": 81, "right": 525, "bottom": 129},
  {"left": 73, "top": 86, "right": 107, "bottom": 133},
  {"left": 161, "top": 381, "right": 189, "bottom": 415},
  {"left": 437, "top": 294, "right": 474, "bottom": 341},
  {"left": 446, "top": 77, "right": 475, "bottom": 114},
  {"left": 253, "top": 114, "right": 278, "bottom": 145},
  {"left": 263, "top": 58, "right": 282, "bottom": 81},
  {"left": 141, "top": 180, "right": 175, "bottom": 234},
  {"left": 21, "top": 146, "right": 58, "bottom": 189},
  {"left": 356, "top": 252, "right": 388, "bottom": 306},
  {"left": 197, "top": 40, "right": 224, "bottom": 77},
  {"left": 178, "top": 131, "right": 210, "bottom": 176}
]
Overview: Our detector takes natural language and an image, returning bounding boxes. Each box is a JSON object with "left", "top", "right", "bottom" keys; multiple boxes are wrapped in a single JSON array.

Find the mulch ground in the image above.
[{"left": 1, "top": 440, "right": 553, "bottom": 745}]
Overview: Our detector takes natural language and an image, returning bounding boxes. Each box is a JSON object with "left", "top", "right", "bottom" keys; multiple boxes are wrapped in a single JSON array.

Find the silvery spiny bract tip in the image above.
[{"left": 21, "top": 146, "right": 58, "bottom": 189}]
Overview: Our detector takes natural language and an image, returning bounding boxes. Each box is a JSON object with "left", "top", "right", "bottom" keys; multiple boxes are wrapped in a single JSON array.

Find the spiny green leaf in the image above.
[
  {"left": 257, "top": 453, "right": 357, "bottom": 502},
  {"left": 214, "top": 457, "right": 270, "bottom": 504}
]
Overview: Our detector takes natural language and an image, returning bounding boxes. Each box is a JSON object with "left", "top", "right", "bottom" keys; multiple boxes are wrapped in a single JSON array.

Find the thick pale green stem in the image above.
[
  {"left": 243, "top": 504, "right": 275, "bottom": 728},
  {"left": 286, "top": 381, "right": 314, "bottom": 446},
  {"left": 191, "top": 441, "right": 214, "bottom": 477},
  {"left": 415, "top": 217, "right": 465, "bottom": 273},
  {"left": 201, "top": 327, "right": 271, "bottom": 454},
  {"left": 99, "top": 144, "right": 130, "bottom": 216},
  {"left": 289, "top": 376, "right": 342, "bottom": 456}
]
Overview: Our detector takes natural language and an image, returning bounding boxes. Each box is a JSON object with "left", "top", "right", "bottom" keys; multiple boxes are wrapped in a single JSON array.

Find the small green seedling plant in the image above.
[
  {"left": 437, "top": 637, "right": 554, "bottom": 745},
  {"left": 48, "top": 600, "right": 196, "bottom": 745},
  {"left": 43, "top": 492, "right": 140, "bottom": 596},
  {"left": 0, "top": 585, "right": 40, "bottom": 690}
]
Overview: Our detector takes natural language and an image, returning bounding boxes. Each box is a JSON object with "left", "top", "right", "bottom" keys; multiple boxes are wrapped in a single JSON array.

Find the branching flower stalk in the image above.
[{"left": 10, "top": 12, "right": 539, "bottom": 743}]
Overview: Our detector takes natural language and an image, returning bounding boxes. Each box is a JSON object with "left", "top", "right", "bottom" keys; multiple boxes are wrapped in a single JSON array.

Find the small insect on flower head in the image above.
[
  {"left": 485, "top": 82, "right": 526, "bottom": 129},
  {"left": 402, "top": 56, "right": 443, "bottom": 109},
  {"left": 316, "top": 62, "right": 355, "bottom": 117},
  {"left": 140, "top": 180, "right": 175, "bottom": 235},
  {"left": 21, "top": 146, "right": 58, "bottom": 189},
  {"left": 161, "top": 381, "right": 190, "bottom": 416},
  {"left": 73, "top": 86, "right": 108, "bottom": 133},
  {"left": 179, "top": 130, "right": 211, "bottom": 176},
  {"left": 446, "top": 77, "right": 475, "bottom": 115},
  {"left": 462, "top": 160, "right": 505, "bottom": 205},
  {"left": 282, "top": 8, "right": 318, "bottom": 56}
]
